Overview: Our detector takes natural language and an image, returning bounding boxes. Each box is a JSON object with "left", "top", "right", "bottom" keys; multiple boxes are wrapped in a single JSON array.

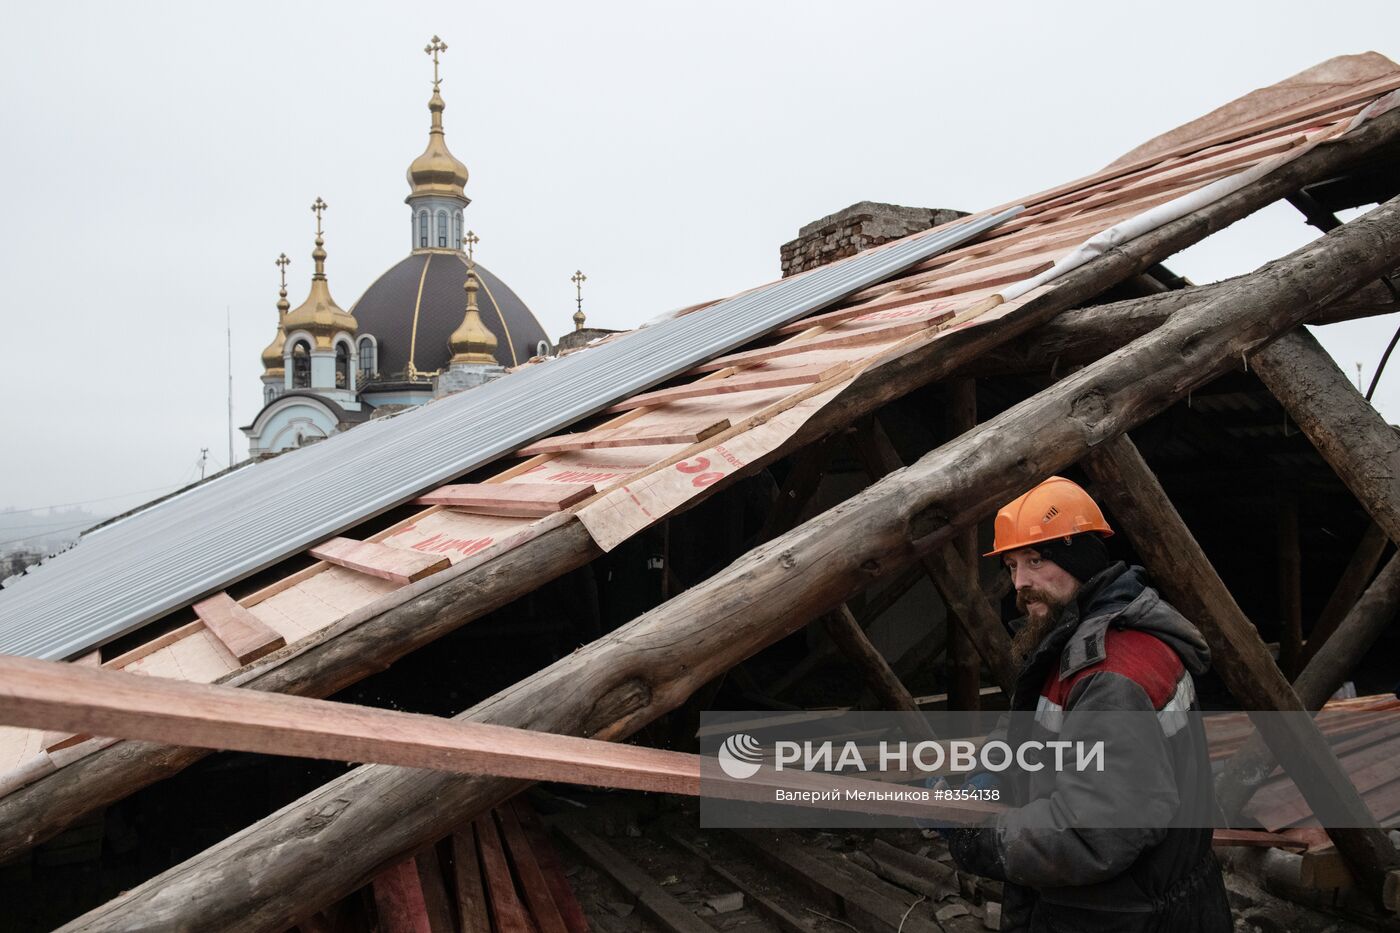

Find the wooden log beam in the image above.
[
  {"left": 966, "top": 272, "right": 1400, "bottom": 378},
  {"left": 849, "top": 417, "right": 1017, "bottom": 695},
  {"left": 59, "top": 189, "right": 1400, "bottom": 933},
  {"left": 1276, "top": 494, "right": 1304, "bottom": 679},
  {"left": 1252, "top": 326, "right": 1400, "bottom": 551},
  {"left": 1079, "top": 436, "right": 1400, "bottom": 893},
  {"left": 1304, "top": 521, "right": 1388, "bottom": 666},
  {"left": 7, "top": 109, "right": 1397, "bottom": 870},
  {"left": 1216, "top": 550, "right": 1400, "bottom": 817},
  {"left": 945, "top": 379, "right": 984, "bottom": 710},
  {"left": 819, "top": 604, "right": 922, "bottom": 714}
]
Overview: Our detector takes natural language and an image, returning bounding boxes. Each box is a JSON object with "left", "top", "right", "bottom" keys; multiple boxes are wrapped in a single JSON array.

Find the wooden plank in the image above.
[
  {"left": 0, "top": 653, "right": 703, "bottom": 796},
  {"left": 495, "top": 806, "right": 569, "bottom": 933},
  {"left": 664, "top": 831, "right": 807, "bottom": 933},
  {"left": 192, "top": 592, "right": 287, "bottom": 665},
  {"left": 604, "top": 363, "right": 838, "bottom": 413},
  {"left": 451, "top": 827, "right": 493, "bottom": 933},
  {"left": 475, "top": 814, "right": 535, "bottom": 933},
  {"left": 416, "top": 844, "right": 457, "bottom": 933},
  {"left": 732, "top": 829, "right": 941, "bottom": 933},
  {"left": 309, "top": 537, "right": 451, "bottom": 585},
  {"left": 555, "top": 824, "right": 712, "bottom": 933},
  {"left": 42, "top": 652, "right": 102, "bottom": 752},
  {"left": 510, "top": 802, "right": 590, "bottom": 933},
  {"left": 101, "top": 619, "right": 204, "bottom": 671},
  {"left": 693, "top": 318, "right": 940, "bottom": 374},
  {"left": 516, "top": 420, "right": 730, "bottom": 457},
  {"left": 1300, "top": 845, "right": 1355, "bottom": 889},
  {"left": 371, "top": 858, "right": 433, "bottom": 933},
  {"left": 415, "top": 483, "right": 597, "bottom": 517},
  {"left": 1211, "top": 829, "right": 1309, "bottom": 850},
  {"left": 0, "top": 653, "right": 1002, "bottom": 824}
]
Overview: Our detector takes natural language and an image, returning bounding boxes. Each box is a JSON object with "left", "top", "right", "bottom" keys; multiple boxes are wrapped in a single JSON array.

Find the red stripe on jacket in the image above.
[{"left": 1043, "top": 628, "right": 1185, "bottom": 710}]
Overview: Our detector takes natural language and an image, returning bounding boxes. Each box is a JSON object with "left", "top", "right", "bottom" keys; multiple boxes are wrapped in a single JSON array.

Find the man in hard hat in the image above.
[{"left": 944, "top": 476, "right": 1232, "bottom": 932}]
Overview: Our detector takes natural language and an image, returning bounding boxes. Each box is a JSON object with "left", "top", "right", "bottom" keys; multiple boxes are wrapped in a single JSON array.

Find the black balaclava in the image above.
[{"left": 1033, "top": 533, "right": 1110, "bottom": 583}]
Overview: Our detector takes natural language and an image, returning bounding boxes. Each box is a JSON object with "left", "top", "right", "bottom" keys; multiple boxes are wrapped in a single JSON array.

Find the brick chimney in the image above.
[{"left": 780, "top": 201, "right": 968, "bottom": 277}]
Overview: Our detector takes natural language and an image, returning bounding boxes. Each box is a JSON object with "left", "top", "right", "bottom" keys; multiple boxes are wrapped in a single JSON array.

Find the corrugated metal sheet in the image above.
[{"left": 0, "top": 208, "right": 1020, "bottom": 661}]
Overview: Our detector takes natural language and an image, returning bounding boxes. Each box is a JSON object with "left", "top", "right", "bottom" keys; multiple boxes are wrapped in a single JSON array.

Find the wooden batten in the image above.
[
  {"left": 192, "top": 593, "right": 287, "bottom": 665},
  {"left": 309, "top": 538, "right": 451, "bottom": 586},
  {"left": 516, "top": 420, "right": 731, "bottom": 457},
  {"left": 370, "top": 858, "right": 434, "bottom": 933},
  {"left": 494, "top": 807, "right": 568, "bottom": 933},
  {"left": 511, "top": 802, "right": 590, "bottom": 933},
  {"left": 604, "top": 364, "right": 838, "bottom": 413},
  {"left": 415, "top": 483, "right": 597, "bottom": 517},
  {"left": 451, "top": 828, "right": 492, "bottom": 933},
  {"left": 692, "top": 319, "right": 941, "bottom": 374},
  {"left": 41, "top": 652, "right": 101, "bottom": 753},
  {"left": 474, "top": 814, "right": 533, "bottom": 933}
]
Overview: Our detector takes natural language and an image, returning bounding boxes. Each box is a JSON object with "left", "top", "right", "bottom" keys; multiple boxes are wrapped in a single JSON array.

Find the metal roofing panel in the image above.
[{"left": 0, "top": 208, "right": 1020, "bottom": 661}]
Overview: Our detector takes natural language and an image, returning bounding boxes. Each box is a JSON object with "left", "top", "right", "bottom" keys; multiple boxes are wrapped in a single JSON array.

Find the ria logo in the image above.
[{"left": 717, "top": 733, "right": 764, "bottom": 779}]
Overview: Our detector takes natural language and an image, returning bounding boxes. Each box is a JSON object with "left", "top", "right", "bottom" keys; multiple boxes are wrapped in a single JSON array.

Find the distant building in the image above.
[{"left": 243, "top": 44, "right": 561, "bottom": 457}]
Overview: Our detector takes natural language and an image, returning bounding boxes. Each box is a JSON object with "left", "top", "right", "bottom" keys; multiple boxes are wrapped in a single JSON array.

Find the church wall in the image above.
[{"left": 246, "top": 398, "right": 340, "bottom": 456}]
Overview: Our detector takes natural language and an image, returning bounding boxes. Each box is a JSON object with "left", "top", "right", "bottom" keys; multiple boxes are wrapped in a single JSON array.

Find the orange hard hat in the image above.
[{"left": 985, "top": 476, "right": 1114, "bottom": 557}]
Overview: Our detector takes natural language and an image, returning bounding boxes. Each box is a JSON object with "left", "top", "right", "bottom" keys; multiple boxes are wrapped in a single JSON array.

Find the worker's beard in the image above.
[{"left": 1011, "top": 588, "right": 1070, "bottom": 666}]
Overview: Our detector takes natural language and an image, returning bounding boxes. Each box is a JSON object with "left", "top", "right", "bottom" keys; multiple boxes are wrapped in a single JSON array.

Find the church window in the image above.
[
  {"left": 292, "top": 340, "right": 311, "bottom": 388},
  {"left": 335, "top": 342, "right": 349, "bottom": 388},
  {"left": 358, "top": 337, "right": 376, "bottom": 380},
  {"left": 437, "top": 211, "right": 448, "bottom": 248},
  {"left": 453, "top": 212, "right": 462, "bottom": 249},
  {"left": 418, "top": 211, "right": 429, "bottom": 248}
]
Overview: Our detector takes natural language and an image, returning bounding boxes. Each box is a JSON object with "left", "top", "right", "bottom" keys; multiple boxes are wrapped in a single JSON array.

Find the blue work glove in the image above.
[
  {"left": 919, "top": 773, "right": 999, "bottom": 836},
  {"left": 964, "top": 771, "right": 1002, "bottom": 795}
]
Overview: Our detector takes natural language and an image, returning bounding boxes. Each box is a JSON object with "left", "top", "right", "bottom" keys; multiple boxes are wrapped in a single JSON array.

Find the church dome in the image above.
[
  {"left": 283, "top": 205, "right": 358, "bottom": 349},
  {"left": 406, "top": 89, "right": 469, "bottom": 202},
  {"left": 352, "top": 251, "right": 548, "bottom": 377},
  {"left": 260, "top": 258, "right": 292, "bottom": 375}
]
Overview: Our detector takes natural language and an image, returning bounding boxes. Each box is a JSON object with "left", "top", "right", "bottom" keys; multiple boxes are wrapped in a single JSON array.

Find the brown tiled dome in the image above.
[{"left": 351, "top": 252, "right": 548, "bottom": 377}]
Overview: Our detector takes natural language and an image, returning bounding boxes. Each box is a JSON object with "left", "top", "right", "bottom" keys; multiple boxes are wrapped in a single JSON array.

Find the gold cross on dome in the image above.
[
  {"left": 424, "top": 36, "right": 448, "bottom": 90},
  {"left": 275, "top": 253, "right": 290, "bottom": 288},
  {"left": 310, "top": 197, "right": 327, "bottom": 234},
  {"left": 572, "top": 270, "right": 587, "bottom": 312},
  {"left": 464, "top": 229, "right": 479, "bottom": 264}
]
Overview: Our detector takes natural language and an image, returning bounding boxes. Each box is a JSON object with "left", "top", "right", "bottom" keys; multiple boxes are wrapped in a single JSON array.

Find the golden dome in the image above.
[
  {"left": 261, "top": 253, "right": 291, "bottom": 374},
  {"left": 282, "top": 200, "right": 358, "bottom": 349},
  {"left": 448, "top": 268, "right": 499, "bottom": 365},
  {"left": 406, "top": 88, "right": 469, "bottom": 202}
]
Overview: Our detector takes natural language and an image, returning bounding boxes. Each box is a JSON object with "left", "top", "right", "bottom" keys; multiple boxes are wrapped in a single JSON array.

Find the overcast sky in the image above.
[{"left": 2, "top": 1, "right": 1398, "bottom": 524}]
